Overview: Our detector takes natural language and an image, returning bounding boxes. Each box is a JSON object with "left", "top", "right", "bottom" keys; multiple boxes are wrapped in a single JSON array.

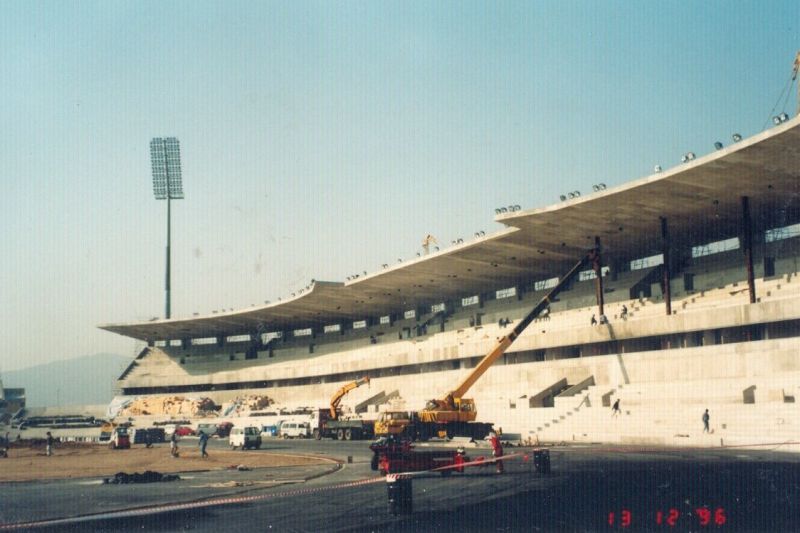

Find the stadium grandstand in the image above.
[{"left": 100, "top": 114, "right": 800, "bottom": 449}]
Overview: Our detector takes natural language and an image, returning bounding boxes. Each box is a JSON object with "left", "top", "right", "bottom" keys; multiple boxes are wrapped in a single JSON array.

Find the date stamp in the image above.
[{"left": 607, "top": 507, "right": 727, "bottom": 528}]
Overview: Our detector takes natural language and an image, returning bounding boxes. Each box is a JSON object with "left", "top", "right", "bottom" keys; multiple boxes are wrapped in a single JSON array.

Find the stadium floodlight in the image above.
[
  {"left": 732, "top": 133, "right": 742, "bottom": 142},
  {"left": 150, "top": 137, "right": 184, "bottom": 319},
  {"left": 714, "top": 142, "right": 723, "bottom": 150}
]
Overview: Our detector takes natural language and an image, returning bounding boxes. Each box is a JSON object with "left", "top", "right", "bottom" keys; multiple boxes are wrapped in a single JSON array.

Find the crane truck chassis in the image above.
[
  {"left": 313, "top": 411, "right": 375, "bottom": 440},
  {"left": 313, "top": 376, "right": 375, "bottom": 440}
]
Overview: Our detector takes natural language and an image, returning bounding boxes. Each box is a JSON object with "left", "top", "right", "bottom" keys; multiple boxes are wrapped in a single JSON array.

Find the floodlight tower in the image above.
[{"left": 150, "top": 137, "right": 184, "bottom": 319}]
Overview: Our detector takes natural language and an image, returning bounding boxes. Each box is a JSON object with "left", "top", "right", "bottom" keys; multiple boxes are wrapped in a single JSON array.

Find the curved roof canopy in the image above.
[{"left": 100, "top": 118, "right": 800, "bottom": 342}]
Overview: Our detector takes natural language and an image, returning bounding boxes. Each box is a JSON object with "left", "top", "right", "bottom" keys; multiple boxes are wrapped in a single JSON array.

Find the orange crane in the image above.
[
  {"left": 313, "top": 376, "right": 375, "bottom": 440},
  {"left": 415, "top": 249, "right": 598, "bottom": 436},
  {"left": 329, "top": 376, "right": 370, "bottom": 419}
]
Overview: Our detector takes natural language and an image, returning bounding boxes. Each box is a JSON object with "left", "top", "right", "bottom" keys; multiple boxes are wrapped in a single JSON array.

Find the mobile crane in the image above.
[
  {"left": 313, "top": 376, "right": 374, "bottom": 440},
  {"left": 375, "top": 248, "right": 597, "bottom": 440}
]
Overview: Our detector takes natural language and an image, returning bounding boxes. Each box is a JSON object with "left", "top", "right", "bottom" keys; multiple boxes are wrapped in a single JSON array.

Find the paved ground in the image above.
[{"left": 1, "top": 439, "right": 799, "bottom": 531}]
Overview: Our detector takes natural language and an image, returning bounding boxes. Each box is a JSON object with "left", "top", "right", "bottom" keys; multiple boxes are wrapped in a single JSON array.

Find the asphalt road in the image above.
[{"left": 2, "top": 438, "right": 799, "bottom": 532}]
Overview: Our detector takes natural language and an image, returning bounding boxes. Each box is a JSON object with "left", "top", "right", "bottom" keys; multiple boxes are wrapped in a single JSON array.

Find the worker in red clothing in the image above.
[{"left": 487, "top": 429, "right": 504, "bottom": 473}]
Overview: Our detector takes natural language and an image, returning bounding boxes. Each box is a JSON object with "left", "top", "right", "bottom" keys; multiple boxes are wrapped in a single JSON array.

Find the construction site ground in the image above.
[
  {"left": 0, "top": 440, "right": 327, "bottom": 482},
  {"left": 2, "top": 439, "right": 799, "bottom": 531}
]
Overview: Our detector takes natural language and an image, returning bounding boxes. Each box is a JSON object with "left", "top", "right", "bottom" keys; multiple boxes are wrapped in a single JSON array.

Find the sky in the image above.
[{"left": 1, "top": 1, "right": 799, "bottom": 372}]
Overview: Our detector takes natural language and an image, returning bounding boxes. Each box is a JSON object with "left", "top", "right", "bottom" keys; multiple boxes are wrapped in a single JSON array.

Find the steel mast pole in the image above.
[{"left": 164, "top": 138, "right": 172, "bottom": 319}]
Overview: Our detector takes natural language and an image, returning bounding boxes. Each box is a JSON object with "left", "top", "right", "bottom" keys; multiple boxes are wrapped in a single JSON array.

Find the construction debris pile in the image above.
[
  {"left": 117, "top": 396, "right": 220, "bottom": 417},
  {"left": 222, "top": 395, "right": 274, "bottom": 417},
  {"left": 103, "top": 470, "right": 180, "bottom": 484}
]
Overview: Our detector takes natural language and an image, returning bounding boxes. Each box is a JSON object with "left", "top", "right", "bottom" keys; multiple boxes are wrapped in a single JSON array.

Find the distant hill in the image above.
[{"left": 2, "top": 353, "right": 131, "bottom": 408}]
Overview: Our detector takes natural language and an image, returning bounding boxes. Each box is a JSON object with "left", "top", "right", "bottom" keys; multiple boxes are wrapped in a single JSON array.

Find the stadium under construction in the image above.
[{"left": 100, "top": 113, "right": 800, "bottom": 449}]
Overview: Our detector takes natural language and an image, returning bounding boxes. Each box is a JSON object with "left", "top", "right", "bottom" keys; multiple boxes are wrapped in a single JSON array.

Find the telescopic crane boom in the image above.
[
  {"left": 420, "top": 248, "right": 598, "bottom": 423},
  {"left": 329, "top": 376, "right": 370, "bottom": 420}
]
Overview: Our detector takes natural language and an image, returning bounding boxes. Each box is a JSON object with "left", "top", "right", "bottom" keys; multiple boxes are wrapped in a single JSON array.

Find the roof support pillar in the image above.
[
  {"left": 660, "top": 217, "right": 672, "bottom": 316},
  {"left": 741, "top": 196, "right": 756, "bottom": 304},
  {"left": 593, "top": 236, "right": 605, "bottom": 318}
]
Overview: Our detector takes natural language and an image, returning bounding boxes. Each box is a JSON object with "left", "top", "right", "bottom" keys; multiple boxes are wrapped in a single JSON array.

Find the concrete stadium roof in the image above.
[{"left": 100, "top": 117, "right": 800, "bottom": 342}]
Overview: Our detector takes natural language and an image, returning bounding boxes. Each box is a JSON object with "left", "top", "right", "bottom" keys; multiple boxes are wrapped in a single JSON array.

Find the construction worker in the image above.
[
  {"left": 488, "top": 429, "right": 504, "bottom": 474},
  {"left": 45, "top": 432, "right": 54, "bottom": 457},
  {"left": 170, "top": 431, "right": 179, "bottom": 458},
  {"left": 198, "top": 431, "right": 209, "bottom": 458}
]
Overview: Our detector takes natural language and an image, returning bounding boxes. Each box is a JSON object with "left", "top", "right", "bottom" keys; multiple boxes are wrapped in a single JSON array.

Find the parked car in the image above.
[
  {"left": 260, "top": 425, "right": 279, "bottom": 437},
  {"left": 132, "top": 427, "right": 165, "bottom": 445},
  {"left": 229, "top": 426, "right": 262, "bottom": 450},
  {"left": 216, "top": 422, "right": 234, "bottom": 438},
  {"left": 108, "top": 427, "right": 131, "bottom": 450},
  {"left": 174, "top": 426, "right": 195, "bottom": 437},
  {"left": 197, "top": 423, "right": 217, "bottom": 437},
  {"left": 279, "top": 421, "right": 310, "bottom": 439}
]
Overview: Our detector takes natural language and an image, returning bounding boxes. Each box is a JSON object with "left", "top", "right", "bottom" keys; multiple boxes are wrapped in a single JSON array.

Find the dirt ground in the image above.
[{"left": 0, "top": 442, "right": 330, "bottom": 482}]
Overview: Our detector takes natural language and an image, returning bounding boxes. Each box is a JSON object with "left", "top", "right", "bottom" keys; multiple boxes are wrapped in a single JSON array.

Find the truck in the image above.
[
  {"left": 374, "top": 249, "right": 596, "bottom": 440},
  {"left": 108, "top": 426, "right": 131, "bottom": 449},
  {"left": 369, "top": 436, "right": 469, "bottom": 475},
  {"left": 312, "top": 376, "right": 375, "bottom": 440},
  {"left": 100, "top": 421, "right": 132, "bottom": 445},
  {"left": 374, "top": 407, "right": 492, "bottom": 441}
]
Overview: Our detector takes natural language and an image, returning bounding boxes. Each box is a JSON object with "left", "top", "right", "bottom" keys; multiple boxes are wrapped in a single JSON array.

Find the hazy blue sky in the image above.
[{"left": 1, "top": 1, "right": 798, "bottom": 371}]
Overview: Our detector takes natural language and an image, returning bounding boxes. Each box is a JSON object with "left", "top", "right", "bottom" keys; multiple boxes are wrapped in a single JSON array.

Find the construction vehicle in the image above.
[
  {"left": 369, "top": 436, "right": 469, "bottom": 475},
  {"left": 312, "top": 376, "right": 375, "bottom": 440},
  {"left": 100, "top": 421, "right": 130, "bottom": 441},
  {"left": 375, "top": 249, "right": 597, "bottom": 440},
  {"left": 108, "top": 426, "right": 131, "bottom": 449}
]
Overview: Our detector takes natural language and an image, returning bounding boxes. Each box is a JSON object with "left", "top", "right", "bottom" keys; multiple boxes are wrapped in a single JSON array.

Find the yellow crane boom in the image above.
[
  {"left": 329, "top": 376, "right": 370, "bottom": 420},
  {"left": 421, "top": 248, "right": 597, "bottom": 422}
]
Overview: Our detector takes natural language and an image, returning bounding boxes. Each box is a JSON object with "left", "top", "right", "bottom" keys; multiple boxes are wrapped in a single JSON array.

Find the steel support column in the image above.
[
  {"left": 741, "top": 196, "right": 756, "bottom": 304},
  {"left": 593, "top": 236, "right": 605, "bottom": 318},
  {"left": 660, "top": 217, "right": 672, "bottom": 315}
]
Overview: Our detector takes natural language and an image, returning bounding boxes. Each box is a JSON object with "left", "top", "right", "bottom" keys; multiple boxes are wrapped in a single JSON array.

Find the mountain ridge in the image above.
[{"left": 2, "top": 353, "right": 131, "bottom": 407}]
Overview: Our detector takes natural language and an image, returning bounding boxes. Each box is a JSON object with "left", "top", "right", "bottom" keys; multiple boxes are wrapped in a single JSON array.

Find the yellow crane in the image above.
[
  {"left": 329, "top": 376, "right": 370, "bottom": 420},
  {"left": 420, "top": 250, "right": 595, "bottom": 427}
]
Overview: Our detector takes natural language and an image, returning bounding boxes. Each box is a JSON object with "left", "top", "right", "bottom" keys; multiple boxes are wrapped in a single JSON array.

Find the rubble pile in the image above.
[
  {"left": 223, "top": 394, "right": 273, "bottom": 416},
  {"left": 103, "top": 470, "right": 180, "bottom": 484},
  {"left": 118, "top": 396, "right": 220, "bottom": 417}
]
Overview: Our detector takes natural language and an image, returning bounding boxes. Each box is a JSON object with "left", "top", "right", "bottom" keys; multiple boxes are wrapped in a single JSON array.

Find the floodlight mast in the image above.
[{"left": 150, "top": 137, "right": 184, "bottom": 319}]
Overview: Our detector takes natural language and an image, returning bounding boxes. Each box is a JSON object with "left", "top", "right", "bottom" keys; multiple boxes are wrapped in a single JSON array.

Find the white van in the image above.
[
  {"left": 229, "top": 426, "right": 262, "bottom": 450},
  {"left": 279, "top": 421, "right": 310, "bottom": 439}
]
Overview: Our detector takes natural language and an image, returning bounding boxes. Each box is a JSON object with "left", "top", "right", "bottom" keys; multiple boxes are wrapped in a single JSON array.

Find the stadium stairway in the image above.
[{"left": 528, "top": 377, "right": 800, "bottom": 450}]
